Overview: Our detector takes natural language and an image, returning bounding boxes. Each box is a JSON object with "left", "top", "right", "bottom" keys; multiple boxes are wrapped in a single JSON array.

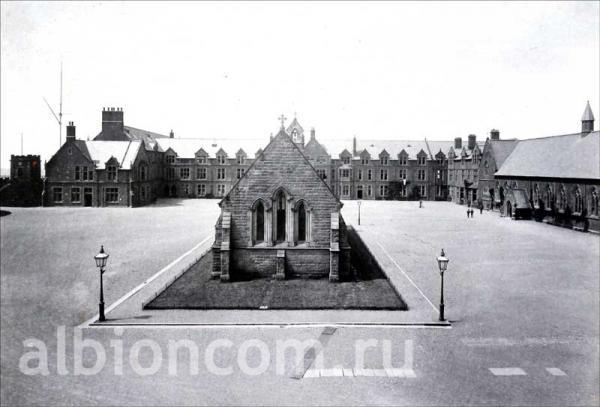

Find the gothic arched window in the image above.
[
  {"left": 275, "top": 191, "right": 287, "bottom": 242},
  {"left": 297, "top": 202, "right": 306, "bottom": 242},
  {"left": 574, "top": 187, "right": 583, "bottom": 214},
  {"left": 255, "top": 201, "right": 264, "bottom": 242},
  {"left": 558, "top": 186, "right": 567, "bottom": 211}
]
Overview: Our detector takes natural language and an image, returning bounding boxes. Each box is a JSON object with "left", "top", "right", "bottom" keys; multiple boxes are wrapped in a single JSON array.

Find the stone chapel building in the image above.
[{"left": 212, "top": 123, "right": 351, "bottom": 282}]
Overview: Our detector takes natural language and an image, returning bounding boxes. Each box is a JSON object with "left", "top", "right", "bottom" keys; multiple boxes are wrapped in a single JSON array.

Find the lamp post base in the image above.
[
  {"left": 439, "top": 304, "right": 445, "bottom": 321},
  {"left": 99, "top": 302, "right": 106, "bottom": 322}
]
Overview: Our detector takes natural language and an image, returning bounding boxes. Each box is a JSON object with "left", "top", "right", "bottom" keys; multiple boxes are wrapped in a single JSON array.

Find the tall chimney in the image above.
[
  {"left": 468, "top": 134, "right": 476, "bottom": 150},
  {"left": 490, "top": 129, "right": 500, "bottom": 140},
  {"left": 101, "top": 107, "right": 124, "bottom": 140},
  {"left": 66, "top": 121, "right": 76, "bottom": 143},
  {"left": 353, "top": 136, "right": 357, "bottom": 156},
  {"left": 310, "top": 127, "right": 316, "bottom": 141},
  {"left": 581, "top": 101, "right": 595, "bottom": 134},
  {"left": 170, "top": 129, "right": 174, "bottom": 139},
  {"left": 454, "top": 137, "right": 462, "bottom": 149}
]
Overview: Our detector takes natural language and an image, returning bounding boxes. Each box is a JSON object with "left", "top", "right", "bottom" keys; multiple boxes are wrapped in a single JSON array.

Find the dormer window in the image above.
[
  {"left": 198, "top": 156, "right": 207, "bottom": 164},
  {"left": 380, "top": 156, "right": 388, "bottom": 165},
  {"left": 107, "top": 166, "right": 117, "bottom": 181},
  {"left": 399, "top": 155, "right": 408, "bottom": 166},
  {"left": 418, "top": 156, "right": 426, "bottom": 166},
  {"left": 342, "top": 157, "right": 350, "bottom": 165},
  {"left": 237, "top": 155, "right": 245, "bottom": 165},
  {"left": 166, "top": 155, "right": 175, "bottom": 164},
  {"left": 361, "top": 158, "right": 369, "bottom": 165},
  {"left": 217, "top": 155, "right": 226, "bottom": 165}
]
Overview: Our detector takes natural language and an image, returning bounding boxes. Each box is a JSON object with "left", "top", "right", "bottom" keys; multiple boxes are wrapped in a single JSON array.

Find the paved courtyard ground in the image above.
[{"left": 1, "top": 199, "right": 598, "bottom": 406}]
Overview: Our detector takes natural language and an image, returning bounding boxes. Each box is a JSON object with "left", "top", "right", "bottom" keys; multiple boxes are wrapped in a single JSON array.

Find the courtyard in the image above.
[{"left": 1, "top": 199, "right": 598, "bottom": 406}]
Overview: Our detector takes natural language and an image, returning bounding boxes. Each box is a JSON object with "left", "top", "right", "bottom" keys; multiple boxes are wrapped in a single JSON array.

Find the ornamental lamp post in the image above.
[
  {"left": 94, "top": 245, "right": 109, "bottom": 322},
  {"left": 437, "top": 249, "right": 449, "bottom": 321},
  {"left": 357, "top": 200, "right": 362, "bottom": 225}
]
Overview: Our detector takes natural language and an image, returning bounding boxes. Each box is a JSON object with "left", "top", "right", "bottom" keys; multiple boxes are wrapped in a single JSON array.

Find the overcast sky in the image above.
[{"left": 1, "top": 1, "right": 598, "bottom": 171}]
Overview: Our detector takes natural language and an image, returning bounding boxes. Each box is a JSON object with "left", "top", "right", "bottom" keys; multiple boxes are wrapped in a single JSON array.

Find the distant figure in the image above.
[
  {"left": 467, "top": 205, "right": 471, "bottom": 218},
  {"left": 419, "top": 200, "right": 423, "bottom": 208},
  {"left": 479, "top": 201, "right": 483, "bottom": 214}
]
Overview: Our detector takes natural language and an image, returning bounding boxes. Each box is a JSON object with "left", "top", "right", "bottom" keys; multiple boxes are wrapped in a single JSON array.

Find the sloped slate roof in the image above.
[
  {"left": 85, "top": 141, "right": 142, "bottom": 170},
  {"left": 155, "top": 138, "right": 268, "bottom": 159},
  {"left": 354, "top": 140, "right": 454, "bottom": 160},
  {"left": 496, "top": 131, "right": 600, "bottom": 180},
  {"left": 489, "top": 139, "right": 518, "bottom": 169}
]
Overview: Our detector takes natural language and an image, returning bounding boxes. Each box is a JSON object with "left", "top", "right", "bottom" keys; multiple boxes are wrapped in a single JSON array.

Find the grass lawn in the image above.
[{"left": 145, "top": 253, "right": 408, "bottom": 310}]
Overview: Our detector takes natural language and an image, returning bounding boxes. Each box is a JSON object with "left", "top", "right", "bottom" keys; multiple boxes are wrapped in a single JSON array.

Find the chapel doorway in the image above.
[{"left": 84, "top": 188, "right": 93, "bottom": 207}]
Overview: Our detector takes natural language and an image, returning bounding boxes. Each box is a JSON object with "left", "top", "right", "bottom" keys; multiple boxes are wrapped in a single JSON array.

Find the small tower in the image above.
[
  {"left": 581, "top": 101, "right": 595, "bottom": 134},
  {"left": 286, "top": 116, "right": 305, "bottom": 149}
]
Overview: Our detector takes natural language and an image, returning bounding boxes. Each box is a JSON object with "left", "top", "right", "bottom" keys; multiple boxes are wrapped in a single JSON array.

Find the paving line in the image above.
[
  {"left": 546, "top": 367, "right": 567, "bottom": 376},
  {"left": 375, "top": 240, "right": 439, "bottom": 313},
  {"left": 88, "top": 322, "right": 452, "bottom": 329},
  {"left": 78, "top": 235, "right": 212, "bottom": 328},
  {"left": 303, "top": 368, "right": 417, "bottom": 379},
  {"left": 489, "top": 367, "right": 527, "bottom": 376}
]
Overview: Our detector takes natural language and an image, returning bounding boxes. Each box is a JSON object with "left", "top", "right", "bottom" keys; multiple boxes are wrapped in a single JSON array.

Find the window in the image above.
[
  {"left": 53, "top": 187, "right": 63, "bottom": 203},
  {"left": 107, "top": 166, "right": 117, "bottom": 181},
  {"left": 237, "top": 156, "right": 245, "bottom": 165},
  {"left": 71, "top": 187, "right": 81, "bottom": 203},
  {"left": 380, "top": 169, "right": 388, "bottom": 180},
  {"left": 197, "top": 167, "right": 207, "bottom": 179},
  {"left": 275, "top": 191, "right": 286, "bottom": 242},
  {"left": 75, "top": 166, "right": 80, "bottom": 180},
  {"left": 437, "top": 157, "right": 444, "bottom": 165},
  {"left": 361, "top": 158, "right": 369, "bottom": 165},
  {"left": 358, "top": 170, "right": 363, "bottom": 180},
  {"left": 380, "top": 156, "right": 388, "bottom": 165},
  {"left": 574, "top": 188, "right": 583, "bottom": 213},
  {"left": 367, "top": 185, "right": 372, "bottom": 196},
  {"left": 533, "top": 184, "right": 540, "bottom": 207},
  {"left": 217, "top": 184, "right": 226, "bottom": 196},
  {"left": 140, "top": 165, "right": 147, "bottom": 181},
  {"left": 449, "top": 171, "right": 453, "bottom": 181},
  {"left": 417, "top": 169, "right": 426, "bottom": 181},
  {"left": 166, "top": 155, "right": 175, "bottom": 164},
  {"left": 217, "top": 168, "right": 226, "bottom": 180},
  {"left": 343, "top": 185, "right": 350, "bottom": 196},
  {"left": 379, "top": 185, "right": 389, "bottom": 197},
  {"left": 418, "top": 156, "right": 426, "bottom": 166},
  {"left": 237, "top": 168, "right": 244, "bottom": 179},
  {"left": 167, "top": 167, "right": 175, "bottom": 180},
  {"left": 105, "top": 187, "right": 119, "bottom": 203},
  {"left": 341, "top": 169, "right": 350, "bottom": 178},
  {"left": 254, "top": 201, "right": 265, "bottom": 243},
  {"left": 297, "top": 201, "right": 307, "bottom": 242},
  {"left": 67, "top": 148, "right": 72, "bottom": 155},
  {"left": 217, "top": 155, "right": 226, "bottom": 165},
  {"left": 399, "top": 155, "right": 407, "bottom": 166},
  {"left": 197, "top": 156, "right": 207, "bottom": 164},
  {"left": 400, "top": 184, "right": 407, "bottom": 197},
  {"left": 197, "top": 184, "right": 206, "bottom": 196},
  {"left": 342, "top": 156, "right": 350, "bottom": 165},
  {"left": 545, "top": 185, "right": 554, "bottom": 208},
  {"left": 367, "top": 169, "right": 372, "bottom": 181},
  {"left": 419, "top": 185, "right": 427, "bottom": 198},
  {"left": 591, "top": 189, "right": 599, "bottom": 216},
  {"left": 88, "top": 168, "right": 94, "bottom": 180},
  {"left": 558, "top": 186, "right": 567, "bottom": 211},
  {"left": 140, "top": 186, "right": 146, "bottom": 201},
  {"left": 82, "top": 166, "right": 88, "bottom": 181},
  {"left": 399, "top": 169, "right": 406, "bottom": 179},
  {"left": 437, "top": 185, "right": 443, "bottom": 197},
  {"left": 317, "top": 169, "right": 327, "bottom": 180},
  {"left": 179, "top": 168, "right": 190, "bottom": 179}
]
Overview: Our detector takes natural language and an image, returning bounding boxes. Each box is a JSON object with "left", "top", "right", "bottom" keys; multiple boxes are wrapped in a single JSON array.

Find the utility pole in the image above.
[
  {"left": 43, "top": 61, "right": 63, "bottom": 148},
  {"left": 20, "top": 133, "right": 23, "bottom": 155}
]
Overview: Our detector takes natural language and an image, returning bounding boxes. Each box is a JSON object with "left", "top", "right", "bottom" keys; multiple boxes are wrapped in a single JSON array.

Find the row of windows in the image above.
[
  {"left": 166, "top": 167, "right": 246, "bottom": 181},
  {"left": 167, "top": 155, "right": 247, "bottom": 165},
  {"left": 52, "top": 187, "right": 118, "bottom": 203},
  {"left": 74, "top": 166, "right": 94, "bottom": 181},
  {"left": 340, "top": 168, "right": 428, "bottom": 181},
  {"left": 341, "top": 156, "right": 431, "bottom": 166}
]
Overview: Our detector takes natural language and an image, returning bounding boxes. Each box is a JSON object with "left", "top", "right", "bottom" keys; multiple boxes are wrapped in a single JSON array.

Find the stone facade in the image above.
[
  {"left": 212, "top": 127, "right": 351, "bottom": 282},
  {"left": 0, "top": 155, "right": 43, "bottom": 206}
]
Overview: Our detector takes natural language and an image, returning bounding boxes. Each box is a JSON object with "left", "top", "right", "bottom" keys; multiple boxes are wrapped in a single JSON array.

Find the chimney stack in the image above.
[
  {"left": 468, "top": 134, "right": 476, "bottom": 150},
  {"left": 170, "top": 129, "right": 174, "bottom": 139},
  {"left": 310, "top": 127, "right": 316, "bottom": 141},
  {"left": 352, "top": 136, "right": 357, "bottom": 156},
  {"left": 101, "top": 107, "right": 124, "bottom": 139},
  {"left": 454, "top": 137, "right": 462, "bottom": 149},
  {"left": 581, "top": 101, "right": 595, "bottom": 134},
  {"left": 490, "top": 129, "right": 500, "bottom": 140},
  {"left": 66, "top": 121, "right": 76, "bottom": 143}
]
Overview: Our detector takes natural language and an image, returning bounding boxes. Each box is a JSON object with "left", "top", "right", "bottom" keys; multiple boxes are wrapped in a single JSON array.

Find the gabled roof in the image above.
[
  {"left": 488, "top": 139, "right": 518, "bottom": 169},
  {"left": 84, "top": 140, "right": 142, "bottom": 170},
  {"left": 496, "top": 131, "right": 600, "bottom": 180},
  {"left": 286, "top": 117, "right": 304, "bottom": 135},
  {"left": 155, "top": 138, "right": 268, "bottom": 159},
  {"left": 347, "top": 139, "right": 455, "bottom": 160}
]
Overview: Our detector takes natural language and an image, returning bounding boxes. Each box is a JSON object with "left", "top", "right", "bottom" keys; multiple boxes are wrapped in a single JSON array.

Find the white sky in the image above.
[{"left": 1, "top": 1, "right": 599, "bottom": 172}]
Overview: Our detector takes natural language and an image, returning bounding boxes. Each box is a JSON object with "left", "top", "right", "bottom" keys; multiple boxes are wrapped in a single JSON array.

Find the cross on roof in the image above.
[{"left": 278, "top": 114, "right": 287, "bottom": 129}]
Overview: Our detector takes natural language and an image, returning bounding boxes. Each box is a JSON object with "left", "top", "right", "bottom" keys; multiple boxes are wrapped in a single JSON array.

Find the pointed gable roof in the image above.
[
  {"left": 286, "top": 117, "right": 304, "bottom": 135},
  {"left": 221, "top": 127, "right": 340, "bottom": 206}
]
